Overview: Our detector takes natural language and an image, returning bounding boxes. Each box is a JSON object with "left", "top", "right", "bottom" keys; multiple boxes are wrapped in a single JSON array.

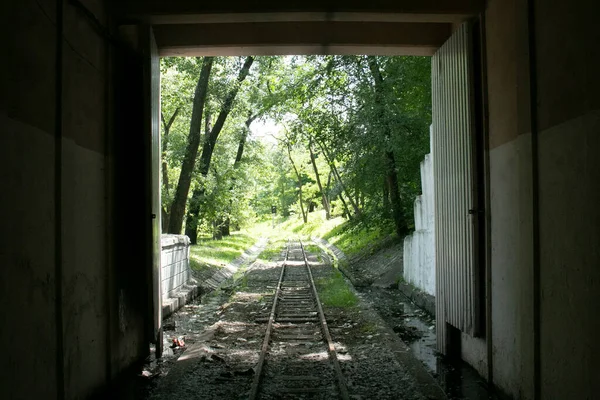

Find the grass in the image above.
[
  {"left": 359, "top": 322, "right": 378, "bottom": 334},
  {"left": 248, "top": 210, "right": 396, "bottom": 267},
  {"left": 315, "top": 270, "right": 358, "bottom": 308},
  {"left": 322, "top": 220, "right": 395, "bottom": 258},
  {"left": 257, "top": 239, "right": 286, "bottom": 262},
  {"left": 189, "top": 231, "right": 258, "bottom": 273},
  {"left": 275, "top": 211, "right": 347, "bottom": 240},
  {"left": 264, "top": 210, "right": 395, "bottom": 259},
  {"left": 303, "top": 244, "right": 322, "bottom": 256}
]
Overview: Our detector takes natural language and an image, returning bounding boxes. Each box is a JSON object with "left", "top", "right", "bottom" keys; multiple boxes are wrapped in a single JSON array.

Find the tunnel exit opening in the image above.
[{"left": 128, "top": 12, "right": 491, "bottom": 395}]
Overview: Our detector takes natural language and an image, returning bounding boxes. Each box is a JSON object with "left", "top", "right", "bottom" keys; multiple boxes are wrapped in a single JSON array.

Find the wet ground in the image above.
[
  {"left": 337, "top": 239, "right": 504, "bottom": 400},
  {"left": 355, "top": 287, "right": 500, "bottom": 400}
]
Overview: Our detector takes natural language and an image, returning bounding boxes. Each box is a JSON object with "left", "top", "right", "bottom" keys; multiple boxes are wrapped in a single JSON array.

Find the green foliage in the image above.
[
  {"left": 315, "top": 270, "right": 358, "bottom": 308},
  {"left": 257, "top": 239, "right": 286, "bottom": 262},
  {"left": 303, "top": 244, "right": 323, "bottom": 256},
  {"left": 189, "top": 232, "right": 257, "bottom": 273},
  {"left": 161, "top": 55, "right": 432, "bottom": 240},
  {"left": 322, "top": 219, "right": 395, "bottom": 258}
]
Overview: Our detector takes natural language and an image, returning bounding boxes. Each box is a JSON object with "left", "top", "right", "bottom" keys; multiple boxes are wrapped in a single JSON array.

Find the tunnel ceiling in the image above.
[{"left": 114, "top": 0, "right": 484, "bottom": 56}]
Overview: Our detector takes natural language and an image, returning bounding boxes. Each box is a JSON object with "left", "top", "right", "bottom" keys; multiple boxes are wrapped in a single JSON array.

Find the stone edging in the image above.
[
  {"left": 199, "top": 237, "right": 269, "bottom": 292},
  {"left": 311, "top": 237, "right": 359, "bottom": 286}
]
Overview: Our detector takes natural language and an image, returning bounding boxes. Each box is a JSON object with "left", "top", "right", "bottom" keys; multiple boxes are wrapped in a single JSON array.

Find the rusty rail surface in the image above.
[{"left": 248, "top": 239, "right": 349, "bottom": 400}]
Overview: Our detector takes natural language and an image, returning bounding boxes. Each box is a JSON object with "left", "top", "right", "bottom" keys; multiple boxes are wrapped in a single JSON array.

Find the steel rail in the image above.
[
  {"left": 248, "top": 241, "right": 289, "bottom": 400},
  {"left": 249, "top": 239, "right": 349, "bottom": 400},
  {"left": 299, "top": 240, "right": 350, "bottom": 400}
]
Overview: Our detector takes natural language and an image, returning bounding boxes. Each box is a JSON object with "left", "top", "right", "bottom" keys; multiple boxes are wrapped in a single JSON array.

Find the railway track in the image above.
[{"left": 249, "top": 240, "right": 349, "bottom": 400}]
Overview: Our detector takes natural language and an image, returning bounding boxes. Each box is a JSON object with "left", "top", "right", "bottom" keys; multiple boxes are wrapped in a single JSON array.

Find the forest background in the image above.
[{"left": 160, "top": 55, "right": 432, "bottom": 247}]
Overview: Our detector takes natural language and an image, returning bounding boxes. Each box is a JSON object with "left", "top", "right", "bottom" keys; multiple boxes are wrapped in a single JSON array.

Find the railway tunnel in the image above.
[{"left": 2, "top": 0, "right": 599, "bottom": 399}]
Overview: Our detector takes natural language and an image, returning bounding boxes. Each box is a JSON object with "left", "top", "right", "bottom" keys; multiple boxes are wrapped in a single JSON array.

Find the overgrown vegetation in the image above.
[
  {"left": 256, "top": 239, "right": 285, "bottom": 262},
  {"left": 315, "top": 270, "right": 359, "bottom": 308},
  {"left": 160, "top": 55, "right": 431, "bottom": 245},
  {"left": 189, "top": 231, "right": 257, "bottom": 274}
]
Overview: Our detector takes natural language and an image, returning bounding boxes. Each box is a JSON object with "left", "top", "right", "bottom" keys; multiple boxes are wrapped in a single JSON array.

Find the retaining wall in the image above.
[
  {"left": 403, "top": 131, "right": 436, "bottom": 296},
  {"left": 161, "top": 234, "right": 191, "bottom": 298}
]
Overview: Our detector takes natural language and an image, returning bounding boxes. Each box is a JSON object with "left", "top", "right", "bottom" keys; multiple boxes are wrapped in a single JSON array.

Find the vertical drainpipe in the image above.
[
  {"left": 54, "top": 0, "right": 65, "bottom": 399},
  {"left": 526, "top": 0, "right": 541, "bottom": 398}
]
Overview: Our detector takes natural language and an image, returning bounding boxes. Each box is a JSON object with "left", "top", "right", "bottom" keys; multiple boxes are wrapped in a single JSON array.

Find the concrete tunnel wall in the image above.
[
  {"left": 458, "top": 0, "right": 600, "bottom": 398},
  {"left": 1, "top": 1, "right": 152, "bottom": 398},
  {"left": 2, "top": 0, "right": 599, "bottom": 399},
  {"left": 535, "top": 0, "right": 600, "bottom": 397},
  {"left": 481, "top": 0, "right": 536, "bottom": 394}
]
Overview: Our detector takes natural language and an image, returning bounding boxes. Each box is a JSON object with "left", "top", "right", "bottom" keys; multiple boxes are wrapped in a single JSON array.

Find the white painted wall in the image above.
[
  {"left": 403, "top": 131, "right": 435, "bottom": 296},
  {"left": 161, "top": 235, "right": 191, "bottom": 298}
]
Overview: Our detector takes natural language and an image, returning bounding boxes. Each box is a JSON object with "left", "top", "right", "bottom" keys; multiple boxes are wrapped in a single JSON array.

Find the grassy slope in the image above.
[
  {"left": 262, "top": 211, "right": 396, "bottom": 308},
  {"left": 315, "top": 270, "right": 359, "bottom": 308},
  {"left": 188, "top": 219, "right": 287, "bottom": 274},
  {"left": 188, "top": 212, "right": 395, "bottom": 304},
  {"left": 274, "top": 210, "right": 396, "bottom": 258},
  {"left": 189, "top": 231, "right": 259, "bottom": 274}
]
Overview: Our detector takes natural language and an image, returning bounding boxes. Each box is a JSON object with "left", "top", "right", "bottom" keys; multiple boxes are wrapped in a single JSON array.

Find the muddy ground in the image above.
[{"left": 334, "top": 240, "right": 502, "bottom": 400}]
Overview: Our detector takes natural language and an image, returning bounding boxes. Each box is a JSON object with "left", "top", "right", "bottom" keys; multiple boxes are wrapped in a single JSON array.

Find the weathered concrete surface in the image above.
[
  {"left": 1, "top": 2, "right": 59, "bottom": 398},
  {"left": 537, "top": 111, "right": 600, "bottom": 399},
  {"left": 397, "top": 281, "right": 436, "bottom": 317},
  {"left": 1, "top": 117, "right": 58, "bottom": 398},
  {"left": 534, "top": 3, "right": 600, "bottom": 399},
  {"left": 476, "top": 1, "right": 600, "bottom": 399},
  {"left": 2, "top": 2, "right": 151, "bottom": 398},
  {"left": 160, "top": 234, "right": 201, "bottom": 319},
  {"left": 488, "top": 132, "right": 534, "bottom": 395},
  {"left": 403, "top": 133, "right": 435, "bottom": 296},
  {"left": 161, "top": 234, "right": 191, "bottom": 298}
]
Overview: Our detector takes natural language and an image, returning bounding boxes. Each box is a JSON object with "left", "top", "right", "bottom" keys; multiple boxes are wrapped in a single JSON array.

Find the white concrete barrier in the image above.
[
  {"left": 403, "top": 132, "right": 436, "bottom": 296},
  {"left": 161, "top": 234, "right": 191, "bottom": 298}
]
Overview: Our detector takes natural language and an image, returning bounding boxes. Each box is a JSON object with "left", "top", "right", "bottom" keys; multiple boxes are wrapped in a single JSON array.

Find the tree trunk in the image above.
[
  {"left": 161, "top": 108, "right": 180, "bottom": 232},
  {"left": 168, "top": 57, "right": 214, "bottom": 234},
  {"left": 184, "top": 187, "right": 204, "bottom": 243},
  {"left": 308, "top": 139, "right": 330, "bottom": 219},
  {"left": 184, "top": 114, "right": 211, "bottom": 242},
  {"left": 368, "top": 56, "right": 408, "bottom": 237},
  {"left": 280, "top": 178, "right": 287, "bottom": 216},
  {"left": 326, "top": 171, "right": 332, "bottom": 213},
  {"left": 382, "top": 175, "right": 390, "bottom": 217},
  {"left": 386, "top": 151, "right": 408, "bottom": 236},
  {"left": 235, "top": 114, "right": 258, "bottom": 164},
  {"left": 287, "top": 142, "right": 307, "bottom": 224},
  {"left": 221, "top": 113, "right": 258, "bottom": 236},
  {"left": 338, "top": 194, "right": 351, "bottom": 220},
  {"left": 316, "top": 139, "right": 361, "bottom": 217},
  {"left": 161, "top": 206, "right": 170, "bottom": 233},
  {"left": 184, "top": 56, "right": 255, "bottom": 243}
]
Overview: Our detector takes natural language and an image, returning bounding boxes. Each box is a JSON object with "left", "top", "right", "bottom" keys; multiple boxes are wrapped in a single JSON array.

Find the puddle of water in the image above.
[
  {"left": 357, "top": 287, "right": 501, "bottom": 400},
  {"left": 398, "top": 300, "right": 501, "bottom": 400}
]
